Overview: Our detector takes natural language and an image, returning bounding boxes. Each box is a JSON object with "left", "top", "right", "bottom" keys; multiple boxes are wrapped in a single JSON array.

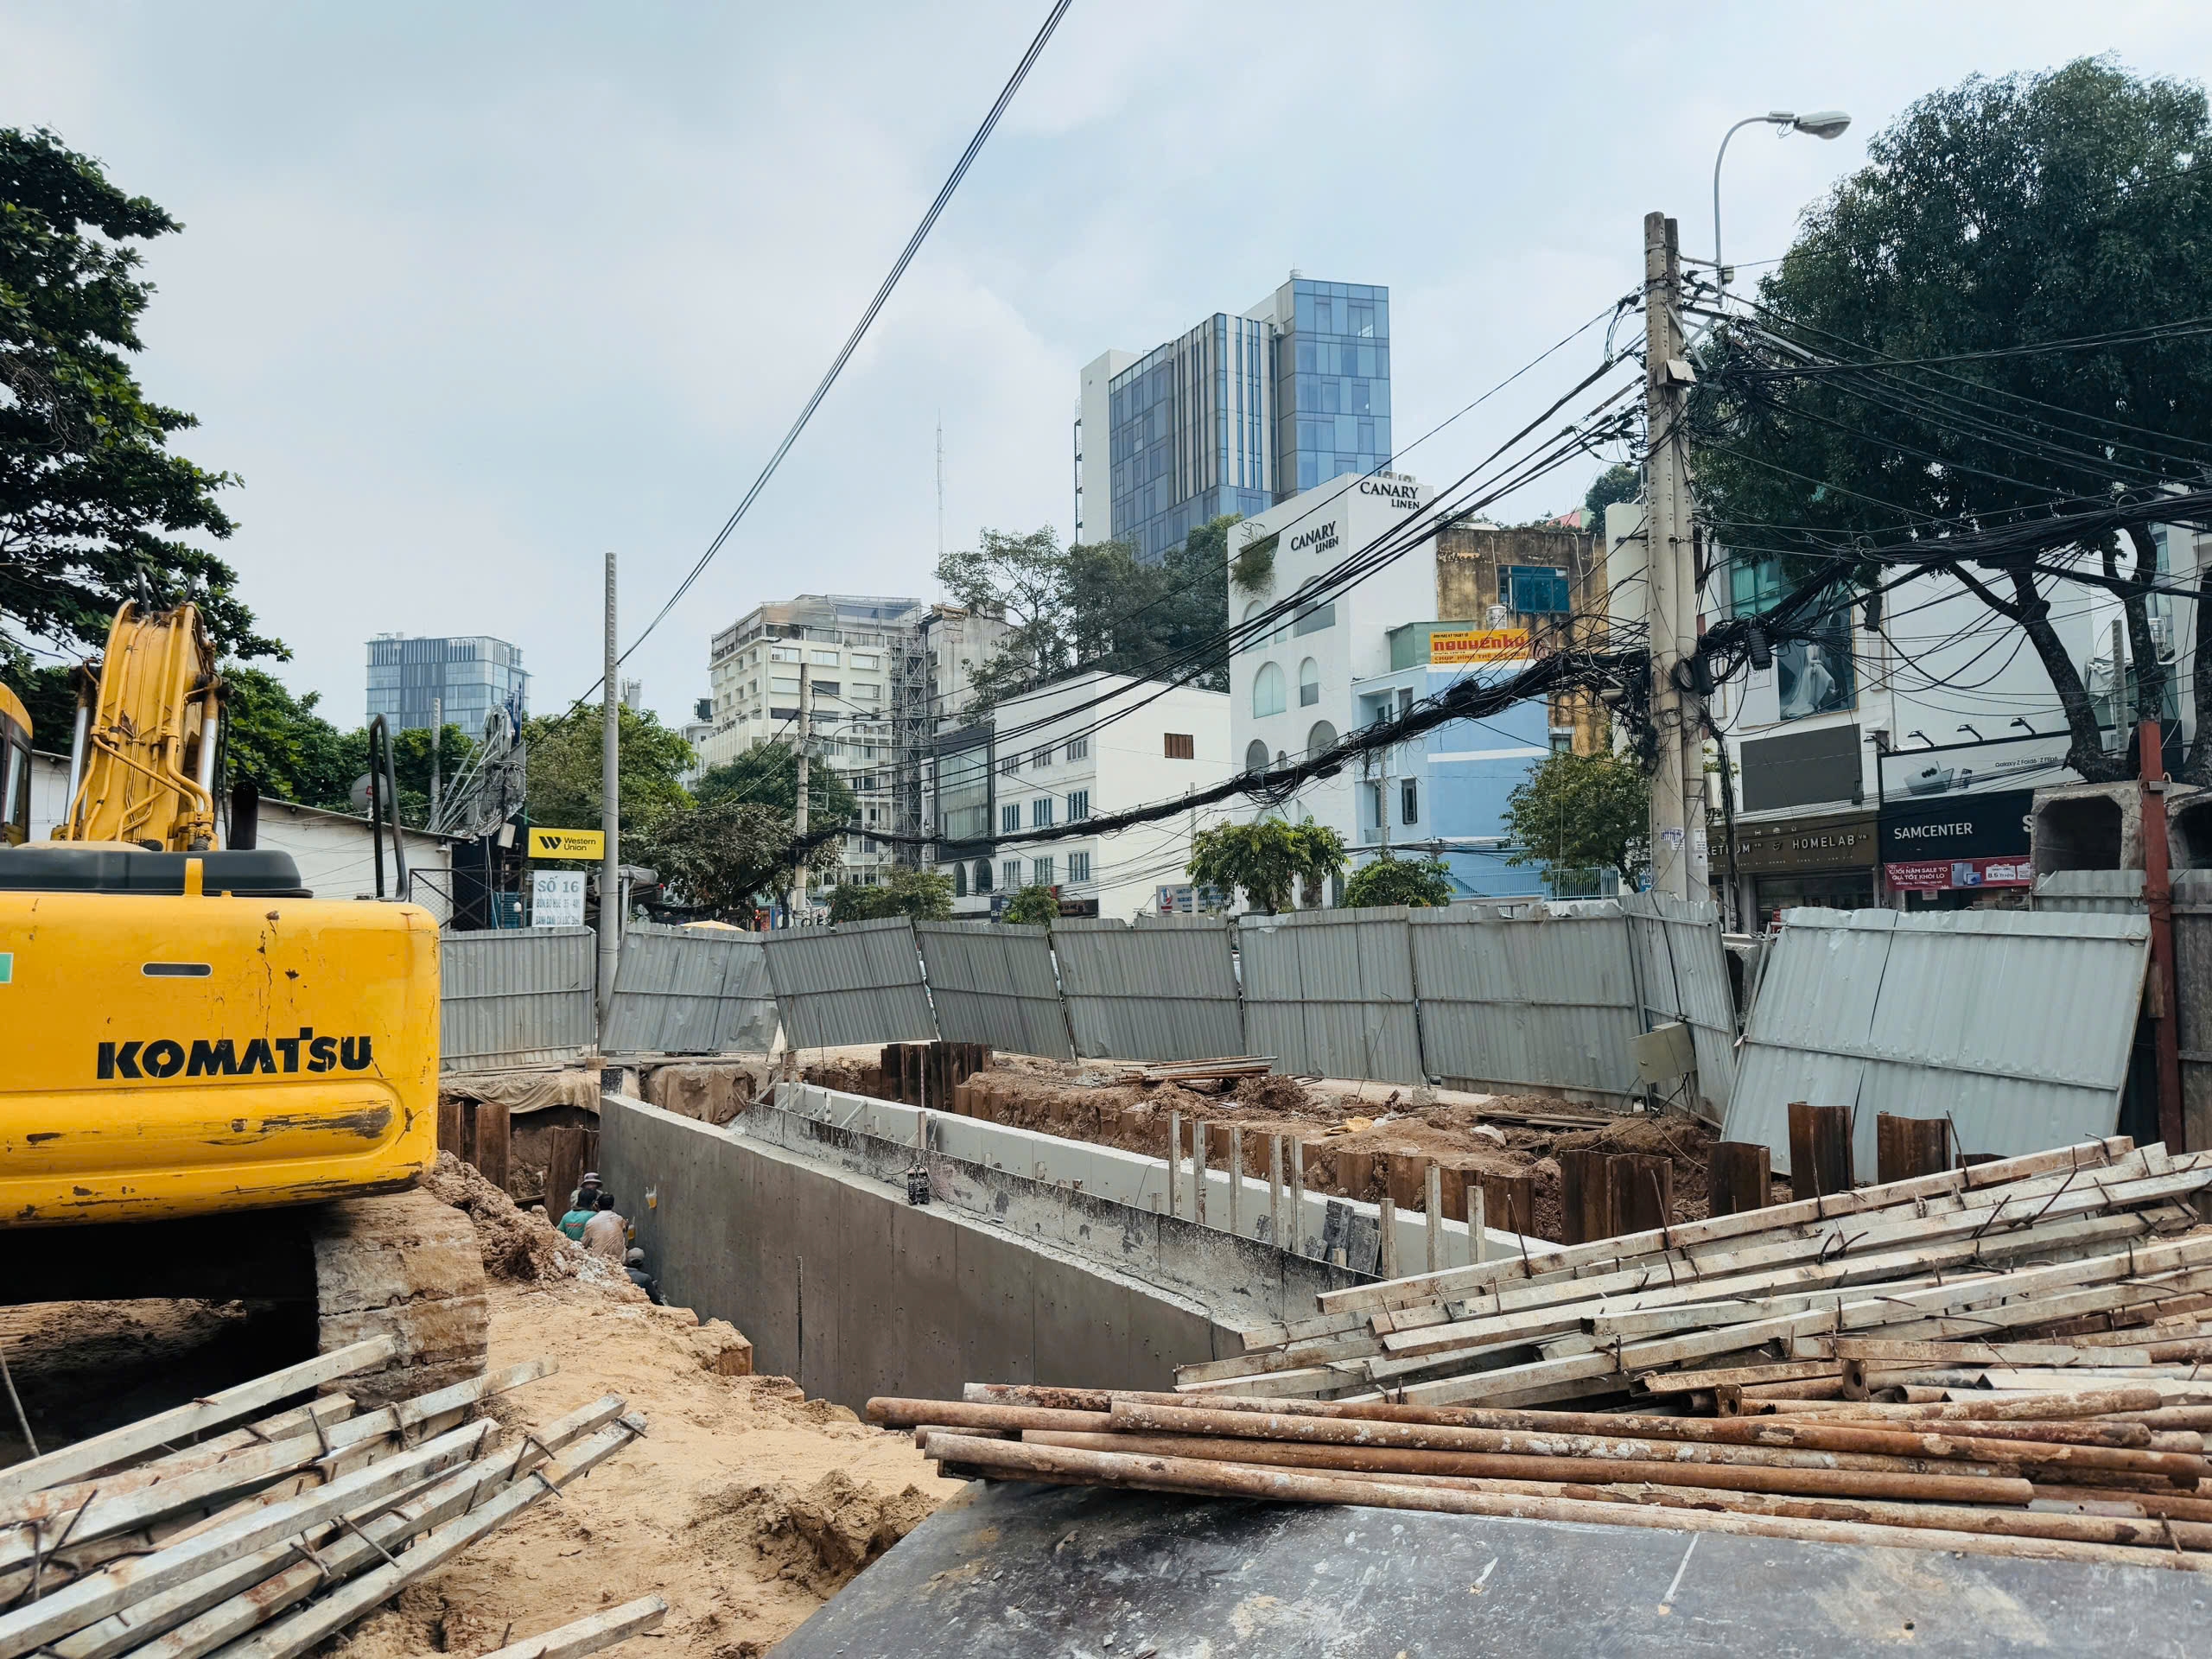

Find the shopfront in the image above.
[
  {"left": 1878, "top": 791, "right": 2036, "bottom": 906},
  {"left": 1727, "top": 810, "right": 1878, "bottom": 929}
]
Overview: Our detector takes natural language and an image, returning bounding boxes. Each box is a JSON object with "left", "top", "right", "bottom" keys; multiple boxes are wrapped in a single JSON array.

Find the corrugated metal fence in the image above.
[
  {"left": 1052, "top": 917, "right": 1245, "bottom": 1062},
  {"left": 1723, "top": 907, "right": 2150, "bottom": 1177},
  {"left": 441, "top": 925, "right": 596, "bottom": 1071},
  {"left": 1241, "top": 907, "right": 1425, "bottom": 1083},
  {"left": 602, "top": 923, "right": 777, "bottom": 1055},
  {"left": 762, "top": 917, "right": 938, "bottom": 1050},
  {"left": 1622, "top": 892, "right": 1738, "bottom": 1119},
  {"left": 913, "top": 922, "right": 1074, "bottom": 1060}
]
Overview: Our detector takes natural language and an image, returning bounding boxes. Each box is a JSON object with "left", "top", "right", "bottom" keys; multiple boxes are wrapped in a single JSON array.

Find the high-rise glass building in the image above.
[
  {"left": 1077, "top": 274, "right": 1391, "bottom": 563},
  {"left": 365, "top": 635, "right": 529, "bottom": 734}
]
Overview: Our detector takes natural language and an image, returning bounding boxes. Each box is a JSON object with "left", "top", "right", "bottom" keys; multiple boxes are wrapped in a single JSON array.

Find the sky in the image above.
[{"left": 5, "top": 0, "right": 2211, "bottom": 726}]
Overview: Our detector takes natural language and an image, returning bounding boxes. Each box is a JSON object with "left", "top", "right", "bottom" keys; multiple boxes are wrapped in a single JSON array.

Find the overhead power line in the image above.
[{"left": 569, "top": 0, "right": 1075, "bottom": 712}]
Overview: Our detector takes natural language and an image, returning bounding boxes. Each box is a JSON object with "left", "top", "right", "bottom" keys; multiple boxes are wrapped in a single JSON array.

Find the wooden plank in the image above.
[
  {"left": 471, "top": 1598, "right": 669, "bottom": 1659},
  {"left": 1788, "top": 1102, "right": 1853, "bottom": 1201},
  {"left": 546, "top": 1124, "right": 588, "bottom": 1217},
  {"left": 473, "top": 1101, "right": 512, "bottom": 1192},
  {"left": 0, "top": 1338, "right": 396, "bottom": 1506}
]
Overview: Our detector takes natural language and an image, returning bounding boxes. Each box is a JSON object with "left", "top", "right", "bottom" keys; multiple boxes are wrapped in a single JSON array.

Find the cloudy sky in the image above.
[{"left": 5, "top": 1, "right": 2209, "bottom": 723}]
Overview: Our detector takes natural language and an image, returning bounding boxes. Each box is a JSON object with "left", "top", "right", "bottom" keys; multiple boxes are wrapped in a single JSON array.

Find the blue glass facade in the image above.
[
  {"left": 365, "top": 635, "right": 529, "bottom": 733},
  {"left": 1275, "top": 280, "right": 1391, "bottom": 497},
  {"left": 1104, "top": 277, "right": 1390, "bottom": 564}
]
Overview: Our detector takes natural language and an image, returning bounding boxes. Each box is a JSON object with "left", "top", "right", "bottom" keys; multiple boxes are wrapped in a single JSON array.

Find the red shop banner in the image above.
[{"left": 1883, "top": 856, "right": 2033, "bottom": 893}]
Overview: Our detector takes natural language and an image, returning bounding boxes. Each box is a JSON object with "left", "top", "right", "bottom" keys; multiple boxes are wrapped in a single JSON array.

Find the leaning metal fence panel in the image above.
[
  {"left": 913, "top": 922, "right": 1074, "bottom": 1059},
  {"left": 1620, "top": 892, "right": 1738, "bottom": 1121},
  {"left": 604, "top": 923, "right": 776, "bottom": 1054},
  {"left": 1052, "top": 917, "right": 1244, "bottom": 1062},
  {"left": 1409, "top": 903, "right": 1643, "bottom": 1100},
  {"left": 1240, "top": 907, "right": 1423, "bottom": 1083},
  {"left": 762, "top": 917, "right": 938, "bottom": 1050},
  {"left": 441, "top": 925, "right": 596, "bottom": 1071}
]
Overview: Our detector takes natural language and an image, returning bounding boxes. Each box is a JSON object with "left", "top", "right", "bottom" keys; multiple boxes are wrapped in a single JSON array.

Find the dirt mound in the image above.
[
  {"left": 420, "top": 1152, "right": 580, "bottom": 1282},
  {"left": 691, "top": 1468, "right": 933, "bottom": 1598},
  {"left": 1231, "top": 1072, "right": 1319, "bottom": 1115}
]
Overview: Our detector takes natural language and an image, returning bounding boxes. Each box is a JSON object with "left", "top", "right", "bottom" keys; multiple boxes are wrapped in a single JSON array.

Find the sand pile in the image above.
[{"left": 420, "top": 1151, "right": 580, "bottom": 1283}]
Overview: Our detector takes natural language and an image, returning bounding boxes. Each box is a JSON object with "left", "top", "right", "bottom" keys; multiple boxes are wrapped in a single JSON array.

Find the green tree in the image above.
[
  {"left": 827, "top": 868, "right": 953, "bottom": 925},
  {"left": 0, "top": 128, "right": 277, "bottom": 674},
  {"left": 693, "top": 739, "right": 858, "bottom": 827},
  {"left": 999, "top": 883, "right": 1060, "bottom": 928},
  {"left": 1342, "top": 855, "right": 1455, "bottom": 909},
  {"left": 1188, "top": 817, "right": 1346, "bottom": 914},
  {"left": 524, "top": 705, "right": 695, "bottom": 834},
  {"left": 936, "top": 526, "right": 1074, "bottom": 709},
  {"left": 1504, "top": 750, "right": 1649, "bottom": 886},
  {"left": 1688, "top": 61, "right": 2212, "bottom": 782},
  {"left": 0, "top": 663, "right": 75, "bottom": 745},
  {"left": 222, "top": 665, "right": 357, "bottom": 810},
  {"left": 630, "top": 798, "right": 836, "bottom": 913},
  {"left": 1582, "top": 462, "right": 1638, "bottom": 531}
]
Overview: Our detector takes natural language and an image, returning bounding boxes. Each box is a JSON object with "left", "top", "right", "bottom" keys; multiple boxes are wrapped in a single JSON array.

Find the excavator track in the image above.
[{"left": 308, "top": 1189, "right": 490, "bottom": 1408}]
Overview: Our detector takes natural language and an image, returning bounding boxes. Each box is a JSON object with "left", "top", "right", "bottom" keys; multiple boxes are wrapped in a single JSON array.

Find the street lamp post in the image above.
[{"left": 1713, "top": 109, "right": 1852, "bottom": 283}]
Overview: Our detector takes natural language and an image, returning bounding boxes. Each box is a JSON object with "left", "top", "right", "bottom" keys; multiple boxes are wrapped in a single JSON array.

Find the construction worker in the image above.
[
  {"left": 582, "top": 1190, "right": 628, "bottom": 1260},
  {"left": 557, "top": 1176, "right": 601, "bottom": 1243},
  {"left": 623, "top": 1247, "right": 661, "bottom": 1303}
]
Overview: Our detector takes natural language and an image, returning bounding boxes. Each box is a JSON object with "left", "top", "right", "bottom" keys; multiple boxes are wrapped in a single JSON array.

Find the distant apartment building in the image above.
[
  {"left": 702, "top": 594, "right": 1007, "bottom": 890},
  {"left": 1078, "top": 274, "right": 1393, "bottom": 563},
  {"left": 933, "top": 671, "right": 1232, "bottom": 921},
  {"left": 1227, "top": 476, "right": 1597, "bottom": 902},
  {"left": 365, "top": 634, "right": 527, "bottom": 734}
]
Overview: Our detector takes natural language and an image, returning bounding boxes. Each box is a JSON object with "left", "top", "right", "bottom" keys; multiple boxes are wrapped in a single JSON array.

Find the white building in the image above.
[
  {"left": 1608, "top": 501, "right": 2208, "bottom": 929},
  {"left": 932, "top": 671, "right": 1233, "bottom": 921},
  {"left": 1226, "top": 472, "right": 1439, "bottom": 864}
]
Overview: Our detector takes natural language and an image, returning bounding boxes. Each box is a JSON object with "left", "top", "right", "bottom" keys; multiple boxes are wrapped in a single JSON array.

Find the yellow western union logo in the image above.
[{"left": 529, "top": 828, "right": 605, "bottom": 859}]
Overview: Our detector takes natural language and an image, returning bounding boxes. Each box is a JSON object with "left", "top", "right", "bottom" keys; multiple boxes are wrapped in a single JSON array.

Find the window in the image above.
[
  {"left": 1402, "top": 778, "right": 1420, "bottom": 825},
  {"left": 770, "top": 676, "right": 801, "bottom": 696},
  {"left": 1299, "top": 657, "right": 1320, "bottom": 707},
  {"left": 1001, "top": 803, "right": 1020, "bottom": 834},
  {"left": 1069, "top": 789, "right": 1090, "bottom": 821},
  {"left": 1032, "top": 855, "right": 1055, "bottom": 887},
  {"left": 808, "top": 649, "right": 840, "bottom": 667},
  {"left": 1306, "top": 720, "right": 1338, "bottom": 758},
  {"left": 1293, "top": 598, "right": 1336, "bottom": 636},
  {"left": 1069, "top": 850, "right": 1090, "bottom": 884},
  {"left": 952, "top": 863, "right": 967, "bottom": 898},
  {"left": 1164, "top": 732, "right": 1196, "bottom": 759},
  {"left": 1252, "top": 664, "right": 1286, "bottom": 718},
  {"left": 1244, "top": 739, "right": 1270, "bottom": 772},
  {"left": 769, "top": 645, "right": 800, "bottom": 664},
  {"left": 1032, "top": 798, "right": 1054, "bottom": 828},
  {"left": 1003, "top": 860, "right": 1022, "bottom": 890},
  {"left": 1000, "top": 753, "right": 1020, "bottom": 775},
  {"left": 849, "top": 652, "right": 881, "bottom": 670},
  {"left": 1065, "top": 735, "right": 1088, "bottom": 762},
  {"left": 851, "top": 683, "right": 881, "bottom": 702},
  {"left": 811, "top": 679, "right": 841, "bottom": 698},
  {"left": 973, "top": 860, "right": 993, "bottom": 893},
  {"left": 1032, "top": 746, "right": 1052, "bottom": 769}
]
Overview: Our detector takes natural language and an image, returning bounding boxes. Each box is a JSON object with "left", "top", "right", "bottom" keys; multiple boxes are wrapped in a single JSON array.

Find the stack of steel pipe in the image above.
[
  {"left": 869, "top": 1383, "right": 2212, "bottom": 1571},
  {"left": 1173, "top": 1136, "right": 2212, "bottom": 1408},
  {"left": 0, "top": 1338, "right": 645, "bottom": 1659}
]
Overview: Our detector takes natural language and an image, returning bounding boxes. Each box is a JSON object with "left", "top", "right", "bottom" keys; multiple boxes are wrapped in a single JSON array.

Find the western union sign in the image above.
[
  {"left": 1430, "top": 626, "right": 1531, "bottom": 664},
  {"left": 529, "top": 828, "right": 605, "bottom": 859}
]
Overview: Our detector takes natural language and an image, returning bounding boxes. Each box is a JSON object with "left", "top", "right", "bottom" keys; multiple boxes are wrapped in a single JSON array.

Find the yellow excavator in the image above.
[{"left": 0, "top": 602, "right": 486, "bottom": 1406}]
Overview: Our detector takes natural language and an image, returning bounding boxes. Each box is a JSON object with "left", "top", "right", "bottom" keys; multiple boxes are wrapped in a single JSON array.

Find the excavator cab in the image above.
[{"left": 0, "top": 684, "right": 29, "bottom": 847}]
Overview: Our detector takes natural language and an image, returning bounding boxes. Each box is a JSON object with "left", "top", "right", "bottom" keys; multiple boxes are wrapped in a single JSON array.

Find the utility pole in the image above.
[
  {"left": 936, "top": 413, "right": 946, "bottom": 563},
  {"left": 429, "top": 695, "right": 442, "bottom": 833},
  {"left": 598, "top": 552, "right": 620, "bottom": 1025},
  {"left": 1643, "top": 211, "right": 1707, "bottom": 899},
  {"left": 791, "top": 662, "right": 811, "bottom": 922}
]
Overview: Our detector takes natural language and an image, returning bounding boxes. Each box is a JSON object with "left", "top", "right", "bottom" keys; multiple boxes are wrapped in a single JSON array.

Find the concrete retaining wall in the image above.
[{"left": 598, "top": 1094, "right": 1254, "bottom": 1410}]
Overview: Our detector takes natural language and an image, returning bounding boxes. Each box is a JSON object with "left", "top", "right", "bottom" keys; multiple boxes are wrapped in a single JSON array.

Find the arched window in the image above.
[
  {"left": 1244, "top": 738, "right": 1270, "bottom": 773},
  {"left": 1306, "top": 720, "right": 1338, "bottom": 758},
  {"left": 953, "top": 863, "right": 967, "bottom": 898},
  {"left": 1253, "top": 662, "right": 1286, "bottom": 717},
  {"left": 973, "top": 859, "right": 992, "bottom": 893},
  {"left": 1240, "top": 599, "right": 1265, "bottom": 651},
  {"left": 1298, "top": 657, "right": 1320, "bottom": 707}
]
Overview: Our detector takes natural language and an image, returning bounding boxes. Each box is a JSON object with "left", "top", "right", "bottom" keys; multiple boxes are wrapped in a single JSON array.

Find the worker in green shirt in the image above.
[{"left": 558, "top": 1171, "right": 602, "bottom": 1241}]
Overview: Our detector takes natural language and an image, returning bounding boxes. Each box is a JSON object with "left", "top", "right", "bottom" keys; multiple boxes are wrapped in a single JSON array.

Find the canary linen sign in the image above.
[
  {"left": 528, "top": 828, "right": 605, "bottom": 859},
  {"left": 1430, "top": 627, "right": 1531, "bottom": 664}
]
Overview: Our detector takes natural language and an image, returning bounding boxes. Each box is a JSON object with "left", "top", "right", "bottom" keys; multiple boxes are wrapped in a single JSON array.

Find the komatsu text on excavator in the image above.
[{"left": 0, "top": 602, "right": 486, "bottom": 1404}]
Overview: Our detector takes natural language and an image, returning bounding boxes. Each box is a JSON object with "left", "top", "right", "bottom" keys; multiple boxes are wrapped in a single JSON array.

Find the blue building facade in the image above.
[
  {"left": 1087, "top": 276, "right": 1392, "bottom": 564},
  {"left": 365, "top": 634, "right": 529, "bottom": 734}
]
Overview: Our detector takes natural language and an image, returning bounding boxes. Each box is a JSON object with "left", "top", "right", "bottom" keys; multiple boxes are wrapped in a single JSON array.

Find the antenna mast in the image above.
[{"left": 936, "top": 411, "right": 945, "bottom": 560}]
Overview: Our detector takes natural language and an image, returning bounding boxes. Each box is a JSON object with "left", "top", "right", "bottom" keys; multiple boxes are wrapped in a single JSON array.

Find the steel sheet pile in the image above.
[
  {"left": 0, "top": 1338, "right": 642, "bottom": 1659},
  {"left": 871, "top": 1137, "right": 2212, "bottom": 1570}
]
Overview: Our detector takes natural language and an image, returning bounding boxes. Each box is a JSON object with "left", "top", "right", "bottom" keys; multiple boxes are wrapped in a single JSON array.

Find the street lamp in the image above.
[{"left": 1713, "top": 110, "right": 1852, "bottom": 282}]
